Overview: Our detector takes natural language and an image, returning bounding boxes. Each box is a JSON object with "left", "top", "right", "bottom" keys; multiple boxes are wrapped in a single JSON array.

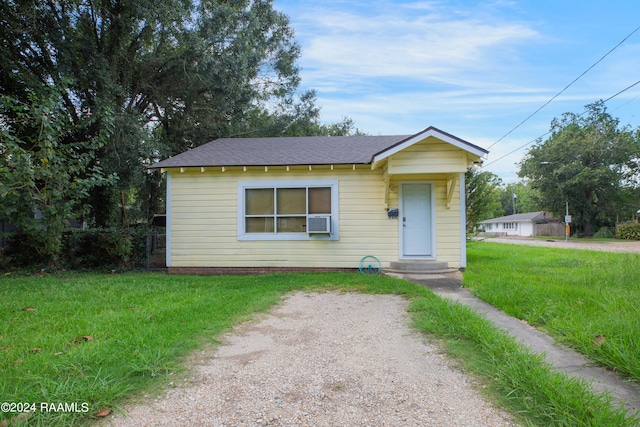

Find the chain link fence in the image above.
[{"left": 145, "top": 231, "right": 166, "bottom": 270}]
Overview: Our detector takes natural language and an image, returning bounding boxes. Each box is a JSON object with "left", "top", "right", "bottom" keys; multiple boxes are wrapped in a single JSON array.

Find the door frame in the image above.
[{"left": 398, "top": 180, "right": 437, "bottom": 260}]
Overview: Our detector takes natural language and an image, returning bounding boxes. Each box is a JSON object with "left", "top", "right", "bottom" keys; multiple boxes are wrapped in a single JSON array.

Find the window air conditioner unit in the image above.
[{"left": 307, "top": 214, "right": 331, "bottom": 234}]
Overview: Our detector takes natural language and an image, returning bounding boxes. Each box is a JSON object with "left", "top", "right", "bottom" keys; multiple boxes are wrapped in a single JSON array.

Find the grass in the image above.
[
  {"left": 0, "top": 272, "right": 422, "bottom": 426},
  {"left": 408, "top": 296, "right": 634, "bottom": 426},
  {"left": 464, "top": 241, "right": 640, "bottom": 383},
  {"left": 0, "top": 269, "right": 637, "bottom": 426}
]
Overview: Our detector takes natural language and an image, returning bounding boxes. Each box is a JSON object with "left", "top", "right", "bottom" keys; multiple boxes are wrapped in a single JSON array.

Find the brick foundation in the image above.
[{"left": 167, "top": 266, "right": 359, "bottom": 276}]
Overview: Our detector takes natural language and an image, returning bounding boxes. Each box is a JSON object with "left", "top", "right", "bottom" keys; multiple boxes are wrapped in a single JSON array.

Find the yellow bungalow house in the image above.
[{"left": 149, "top": 126, "right": 488, "bottom": 274}]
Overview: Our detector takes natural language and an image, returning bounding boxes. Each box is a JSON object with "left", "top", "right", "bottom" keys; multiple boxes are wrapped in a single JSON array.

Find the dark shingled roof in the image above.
[
  {"left": 481, "top": 211, "right": 553, "bottom": 224},
  {"left": 149, "top": 127, "right": 487, "bottom": 169}
]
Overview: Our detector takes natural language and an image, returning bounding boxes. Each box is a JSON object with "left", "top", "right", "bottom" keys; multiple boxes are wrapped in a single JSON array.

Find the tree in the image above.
[
  {"left": 1, "top": 0, "right": 308, "bottom": 227},
  {"left": 518, "top": 102, "right": 640, "bottom": 236},
  {"left": 234, "top": 90, "right": 363, "bottom": 138},
  {"left": 499, "top": 181, "right": 542, "bottom": 216},
  {"left": 0, "top": 89, "right": 115, "bottom": 268},
  {"left": 465, "top": 167, "right": 503, "bottom": 232}
]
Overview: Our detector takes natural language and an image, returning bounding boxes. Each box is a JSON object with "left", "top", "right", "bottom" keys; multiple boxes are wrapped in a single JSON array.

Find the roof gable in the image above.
[
  {"left": 149, "top": 126, "right": 488, "bottom": 169},
  {"left": 372, "top": 126, "right": 488, "bottom": 165}
]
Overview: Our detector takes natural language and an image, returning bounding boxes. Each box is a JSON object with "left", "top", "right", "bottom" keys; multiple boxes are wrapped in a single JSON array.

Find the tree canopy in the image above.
[
  {"left": 0, "top": 88, "right": 115, "bottom": 267},
  {"left": 518, "top": 102, "right": 640, "bottom": 236},
  {"left": 1, "top": 0, "right": 360, "bottom": 266},
  {"left": 2, "top": 1, "right": 356, "bottom": 213},
  {"left": 500, "top": 182, "right": 542, "bottom": 217}
]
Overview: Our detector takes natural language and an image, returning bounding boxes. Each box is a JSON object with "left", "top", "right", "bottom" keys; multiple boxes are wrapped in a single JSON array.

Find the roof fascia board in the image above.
[{"left": 372, "top": 127, "right": 487, "bottom": 164}]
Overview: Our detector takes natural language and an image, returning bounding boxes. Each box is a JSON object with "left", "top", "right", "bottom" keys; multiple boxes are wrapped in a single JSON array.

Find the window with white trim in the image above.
[{"left": 238, "top": 180, "right": 339, "bottom": 240}]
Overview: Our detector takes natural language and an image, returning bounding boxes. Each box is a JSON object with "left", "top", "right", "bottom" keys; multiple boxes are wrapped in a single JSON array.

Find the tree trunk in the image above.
[{"left": 583, "top": 219, "right": 592, "bottom": 237}]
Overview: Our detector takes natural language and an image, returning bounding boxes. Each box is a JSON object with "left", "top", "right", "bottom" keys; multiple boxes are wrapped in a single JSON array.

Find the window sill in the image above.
[{"left": 237, "top": 233, "right": 338, "bottom": 241}]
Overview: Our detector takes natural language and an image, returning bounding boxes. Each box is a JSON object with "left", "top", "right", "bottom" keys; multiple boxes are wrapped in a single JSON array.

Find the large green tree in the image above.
[
  {"left": 0, "top": 89, "right": 115, "bottom": 267},
  {"left": 465, "top": 167, "right": 503, "bottom": 232},
  {"left": 518, "top": 102, "right": 640, "bottom": 236},
  {"left": 237, "top": 89, "right": 363, "bottom": 138},
  {"left": 1, "top": 0, "right": 313, "bottom": 227}
]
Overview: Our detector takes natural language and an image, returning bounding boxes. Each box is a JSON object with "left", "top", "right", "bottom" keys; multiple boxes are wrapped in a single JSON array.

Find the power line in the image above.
[
  {"left": 603, "top": 79, "right": 640, "bottom": 103},
  {"left": 481, "top": 78, "right": 640, "bottom": 169},
  {"left": 481, "top": 132, "right": 549, "bottom": 169},
  {"left": 487, "top": 24, "right": 640, "bottom": 150}
]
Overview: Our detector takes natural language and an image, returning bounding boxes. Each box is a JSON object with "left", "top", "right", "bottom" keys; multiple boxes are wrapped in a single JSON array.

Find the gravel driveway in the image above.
[{"left": 103, "top": 292, "right": 516, "bottom": 426}]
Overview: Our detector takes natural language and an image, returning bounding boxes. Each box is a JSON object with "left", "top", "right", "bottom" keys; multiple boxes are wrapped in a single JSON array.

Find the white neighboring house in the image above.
[{"left": 479, "top": 211, "right": 557, "bottom": 237}]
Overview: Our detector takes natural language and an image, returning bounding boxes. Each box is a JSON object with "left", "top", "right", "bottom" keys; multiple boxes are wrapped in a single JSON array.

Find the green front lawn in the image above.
[
  {"left": 0, "top": 273, "right": 425, "bottom": 425},
  {"left": 1, "top": 267, "right": 636, "bottom": 426},
  {"left": 464, "top": 242, "right": 640, "bottom": 383}
]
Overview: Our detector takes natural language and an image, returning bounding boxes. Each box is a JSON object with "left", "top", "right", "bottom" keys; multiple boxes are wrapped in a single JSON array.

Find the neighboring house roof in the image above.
[
  {"left": 480, "top": 211, "right": 554, "bottom": 224},
  {"left": 149, "top": 126, "right": 488, "bottom": 169}
]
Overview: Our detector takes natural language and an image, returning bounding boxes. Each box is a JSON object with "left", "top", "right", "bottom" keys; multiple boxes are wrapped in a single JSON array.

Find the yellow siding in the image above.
[
  {"left": 169, "top": 167, "right": 402, "bottom": 269},
  {"left": 170, "top": 168, "right": 461, "bottom": 268},
  {"left": 435, "top": 176, "right": 463, "bottom": 267},
  {"left": 168, "top": 156, "right": 467, "bottom": 269},
  {"left": 387, "top": 138, "right": 468, "bottom": 174},
  {"left": 385, "top": 174, "right": 463, "bottom": 268}
]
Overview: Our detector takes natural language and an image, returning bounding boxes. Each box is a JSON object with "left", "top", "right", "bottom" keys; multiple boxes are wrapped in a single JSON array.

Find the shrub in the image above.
[
  {"left": 593, "top": 226, "right": 614, "bottom": 239},
  {"left": 0, "top": 228, "right": 152, "bottom": 271},
  {"left": 2, "top": 231, "right": 49, "bottom": 268},
  {"left": 616, "top": 222, "right": 640, "bottom": 240},
  {"left": 68, "top": 228, "right": 141, "bottom": 269}
]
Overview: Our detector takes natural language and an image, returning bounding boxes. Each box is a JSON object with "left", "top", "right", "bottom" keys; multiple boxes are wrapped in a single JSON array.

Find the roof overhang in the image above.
[{"left": 371, "top": 127, "right": 488, "bottom": 169}]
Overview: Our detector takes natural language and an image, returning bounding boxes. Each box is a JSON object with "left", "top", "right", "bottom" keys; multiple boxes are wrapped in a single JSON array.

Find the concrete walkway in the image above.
[{"left": 386, "top": 271, "right": 640, "bottom": 419}]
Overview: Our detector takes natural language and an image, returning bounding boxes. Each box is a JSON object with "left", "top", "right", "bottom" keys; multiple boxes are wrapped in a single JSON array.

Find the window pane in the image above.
[
  {"left": 246, "top": 217, "right": 274, "bottom": 233},
  {"left": 246, "top": 189, "right": 274, "bottom": 215},
  {"left": 277, "top": 217, "right": 306, "bottom": 232},
  {"left": 309, "top": 187, "right": 331, "bottom": 214},
  {"left": 277, "top": 188, "right": 306, "bottom": 214}
]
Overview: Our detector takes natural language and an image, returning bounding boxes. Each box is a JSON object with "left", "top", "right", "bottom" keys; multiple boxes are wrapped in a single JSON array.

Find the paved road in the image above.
[{"left": 481, "top": 236, "right": 640, "bottom": 253}]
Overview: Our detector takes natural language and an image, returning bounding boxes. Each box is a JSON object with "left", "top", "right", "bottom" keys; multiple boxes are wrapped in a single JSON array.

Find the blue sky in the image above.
[{"left": 273, "top": 0, "right": 640, "bottom": 183}]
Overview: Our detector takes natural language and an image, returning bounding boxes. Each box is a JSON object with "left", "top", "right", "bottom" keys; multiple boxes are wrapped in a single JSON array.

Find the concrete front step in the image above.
[
  {"left": 389, "top": 260, "right": 448, "bottom": 271},
  {"left": 385, "top": 260, "right": 455, "bottom": 274}
]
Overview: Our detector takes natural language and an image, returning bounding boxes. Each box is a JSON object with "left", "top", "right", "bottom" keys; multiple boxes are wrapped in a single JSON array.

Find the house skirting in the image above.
[{"left": 167, "top": 266, "right": 359, "bottom": 276}]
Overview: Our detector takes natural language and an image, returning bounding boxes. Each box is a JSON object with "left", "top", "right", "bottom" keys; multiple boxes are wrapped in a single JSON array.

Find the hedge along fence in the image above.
[
  {"left": 66, "top": 228, "right": 148, "bottom": 269},
  {"left": 616, "top": 222, "right": 640, "bottom": 240},
  {"left": 1, "top": 228, "right": 157, "bottom": 270}
]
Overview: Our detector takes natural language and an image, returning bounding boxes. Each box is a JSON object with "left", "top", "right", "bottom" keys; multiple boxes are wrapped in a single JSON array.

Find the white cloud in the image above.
[
  {"left": 292, "top": 1, "right": 539, "bottom": 88},
  {"left": 276, "top": 0, "right": 640, "bottom": 182}
]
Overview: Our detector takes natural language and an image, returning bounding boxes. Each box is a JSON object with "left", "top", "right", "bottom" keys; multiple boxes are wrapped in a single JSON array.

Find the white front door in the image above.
[{"left": 401, "top": 183, "right": 433, "bottom": 257}]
